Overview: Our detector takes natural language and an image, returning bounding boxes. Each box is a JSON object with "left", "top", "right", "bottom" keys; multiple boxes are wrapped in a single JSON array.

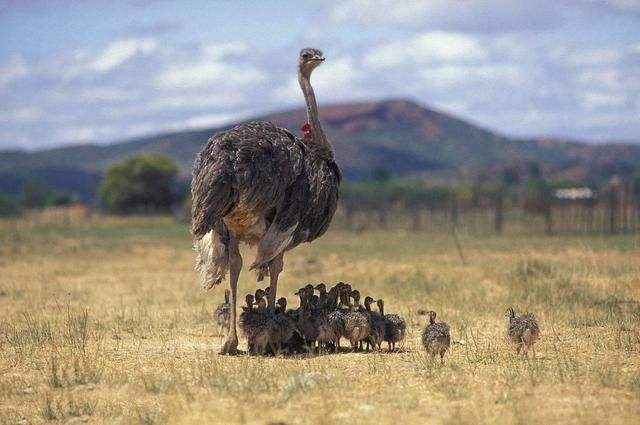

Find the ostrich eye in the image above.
[{"left": 302, "top": 53, "right": 311, "bottom": 59}]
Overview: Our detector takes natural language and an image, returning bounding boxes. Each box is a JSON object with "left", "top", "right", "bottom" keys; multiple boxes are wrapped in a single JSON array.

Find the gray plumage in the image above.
[
  {"left": 315, "top": 289, "right": 340, "bottom": 353},
  {"left": 506, "top": 307, "right": 540, "bottom": 356},
  {"left": 240, "top": 294, "right": 296, "bottom": 355},
  {"left": 192, "top": 120, "right": 340, "bottom": 282},
  {"left": 190, "top": 48, "right": 340, "bottom": 355},
  {"left": 378, "top": 299, "right": 406, "bottom": 351},
  {"left": 343, "top": 290, "right": 370, "bottom": 350},
  {"left": 421, "top": 310, "right": 450, "bottom": 364},
  {"left": 239, "top": 295, "right": 269, "bottom": 355},
  {"left": 364, "top": 297, "right": 385, "bottom": 351}
]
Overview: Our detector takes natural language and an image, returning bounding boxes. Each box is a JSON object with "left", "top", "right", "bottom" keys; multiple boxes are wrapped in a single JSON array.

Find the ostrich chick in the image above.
[
  {"left": 213, "top": 289, "right": 231, "bottom": 335},
  {"left": 364, "top": 296, "right": 385, "bottom": 351},
  {"left": 343, "top": 290, "right": 370, "bottom": 351},
  {"left": 421, "top": 311, "right": 451, "bottom": 364},
  {"left": 505, "top": 307, "right": 540, "bottom": 357}
]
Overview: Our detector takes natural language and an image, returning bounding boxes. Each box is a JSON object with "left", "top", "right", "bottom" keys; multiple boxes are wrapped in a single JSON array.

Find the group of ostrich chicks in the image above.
[{"left": 214, "top": 283, "right": 540, "bottom": 362}]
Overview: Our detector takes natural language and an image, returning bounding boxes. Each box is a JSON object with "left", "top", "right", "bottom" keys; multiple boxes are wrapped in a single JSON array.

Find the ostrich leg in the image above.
[
  {"left": 220, "top": 236, "right": 241, "bottom": 355},
  {"left": 267, "top": 253, "right": 283, "bottom": 312}
]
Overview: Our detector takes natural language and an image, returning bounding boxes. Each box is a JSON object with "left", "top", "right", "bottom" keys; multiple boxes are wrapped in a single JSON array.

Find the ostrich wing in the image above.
[
  {"left": 191, "top": 121, "right": 304, "bottom": 239},
  {"left": 294, "top": 159, "right": 341, "bottom": 244}
]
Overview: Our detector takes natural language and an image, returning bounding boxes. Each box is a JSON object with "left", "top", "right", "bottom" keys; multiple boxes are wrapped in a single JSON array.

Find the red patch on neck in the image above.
[{"left": 301, "top": 122, "right": 312, "bottom": 138}]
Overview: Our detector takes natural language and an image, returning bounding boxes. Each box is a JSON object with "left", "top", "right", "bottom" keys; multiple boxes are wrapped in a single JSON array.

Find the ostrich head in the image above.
[
  {"left": 276, "top": 297, "right": 287, "bottom": 313},
  {"left": 350, "top": 289, "right": 361, "bottom": 305},
  {"left": 245, "top": 294, "right": 254, "bottom": 310},
  {"left": 505, "top": 307, "right": 515, "bottom": 319},
  {"left": 298, "top": 48, "right": 324, "bottom": 78},
  {"left": 428, "top": 310, "right": 437, "bottom": 324},
  {"left": 327, "top": 286, "right": 339, "bottom": 306},
  {"left": 364, "top": 296, "right": 376, "bottom": 311}
]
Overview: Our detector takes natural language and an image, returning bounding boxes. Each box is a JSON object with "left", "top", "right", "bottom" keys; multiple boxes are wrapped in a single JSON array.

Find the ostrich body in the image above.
[
  {"left": 421, "top": 311, "right": 451, "bottom": 364},
  {"left": 343, "top": 290, "right": 371, "bottom": 351},
  {"left": 365, "top": 297, "right": 385, "bottom": 351},
  {"left": 191, "top": 48, "right": 341, "bottom": 354},
  {"left": 378, "top": 299, "right": 406, "bottom": 351},
  {"left": 506, "top": 307, "right": 540, "bottom": 357}
]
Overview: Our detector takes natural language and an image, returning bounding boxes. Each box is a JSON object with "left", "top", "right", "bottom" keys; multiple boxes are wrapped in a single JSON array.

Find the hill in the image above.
[{"left": 1, "top": 99, "right": 639, "bottom": 200}]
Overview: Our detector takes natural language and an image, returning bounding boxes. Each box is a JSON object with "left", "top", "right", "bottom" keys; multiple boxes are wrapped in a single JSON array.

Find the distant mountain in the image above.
[{"left": 1, "top": 99, "right": 639, "bottom": 201}]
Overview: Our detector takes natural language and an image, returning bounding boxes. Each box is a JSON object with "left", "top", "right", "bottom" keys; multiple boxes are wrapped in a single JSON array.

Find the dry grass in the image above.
[{"left": 0, "top": 217, "right": 639, "bottom": 424}]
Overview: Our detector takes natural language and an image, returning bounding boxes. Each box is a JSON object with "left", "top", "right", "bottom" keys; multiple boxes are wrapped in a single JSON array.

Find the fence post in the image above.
[
  {"left": 494, "top": 189, "right": 504, "bottom": 234},
  {"left": 450, "top": 196, "right": 459, "bottom": 227},
  {"left": 410, "top": 207, "right": 421, "bottom": 231},
  {"left": 544, "top": 207, "right": 553, "bottom": 235},
  {"left": 608, "top": 179, "right": 620, "bottom": 234}
]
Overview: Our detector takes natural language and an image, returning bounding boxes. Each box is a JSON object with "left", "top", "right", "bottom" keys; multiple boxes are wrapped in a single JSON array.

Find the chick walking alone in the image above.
[
  {"left": 421, "top": 311, "right": 450, "bottom": 364},
  {"left": 505, "top": 307, "right": 540, "bottom": 357},
  {"left": 213, "top": 289, "right": 231, "bottom": 335}
]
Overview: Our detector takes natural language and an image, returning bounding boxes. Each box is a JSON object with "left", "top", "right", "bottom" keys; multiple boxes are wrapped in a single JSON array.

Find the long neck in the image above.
[{"left": 298, "top": 72, "right": 334, "bottom": 158}]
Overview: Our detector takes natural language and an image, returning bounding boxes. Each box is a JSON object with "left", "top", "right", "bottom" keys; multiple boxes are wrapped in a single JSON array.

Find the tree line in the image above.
[{"left": 2, "top": 154, "right": 640, "bottom": 235}]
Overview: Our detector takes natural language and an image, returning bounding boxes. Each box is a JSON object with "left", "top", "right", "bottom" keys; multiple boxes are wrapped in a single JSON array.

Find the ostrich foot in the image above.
[{"left": 219, "top": 336, "right": 239, "bottom": 355}]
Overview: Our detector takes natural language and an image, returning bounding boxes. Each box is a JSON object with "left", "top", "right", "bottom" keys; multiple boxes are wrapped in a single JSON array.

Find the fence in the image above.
[
  {"left": 0, "top": 204, "right": 91, "bottom": 231},
  {"left": 335, "top": 199, "right": 640, "bottom": 235}
]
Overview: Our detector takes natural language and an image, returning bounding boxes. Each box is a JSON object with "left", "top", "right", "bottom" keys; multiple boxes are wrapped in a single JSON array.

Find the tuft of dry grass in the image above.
[{"left": 0, "top": 217, "right": 638, "bottom": 424}]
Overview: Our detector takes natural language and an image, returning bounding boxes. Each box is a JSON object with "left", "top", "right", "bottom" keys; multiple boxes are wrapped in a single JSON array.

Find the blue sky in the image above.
[{"left": 0, "top": 0, "right": 639, "bottom": 150}]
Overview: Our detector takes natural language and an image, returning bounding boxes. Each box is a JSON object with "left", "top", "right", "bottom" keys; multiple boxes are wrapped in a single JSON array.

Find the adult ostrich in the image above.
[{"left": 191, "top": 48, "right": 341, "bottom": 354}]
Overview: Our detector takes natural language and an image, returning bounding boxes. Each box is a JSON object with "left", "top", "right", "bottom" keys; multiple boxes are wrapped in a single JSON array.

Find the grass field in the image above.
[{"left": 1, "top": 217, "right": 639, "bottom": 424}]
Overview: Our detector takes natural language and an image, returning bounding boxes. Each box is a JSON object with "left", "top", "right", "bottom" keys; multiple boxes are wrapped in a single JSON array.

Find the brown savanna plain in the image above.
[{"left": 0, "top": 217, "right": 639, "bottom": 424}]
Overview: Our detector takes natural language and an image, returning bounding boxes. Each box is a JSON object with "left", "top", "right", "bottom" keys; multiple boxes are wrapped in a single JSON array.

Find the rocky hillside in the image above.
[{"left": 1, "top": 99, "right": 638, "bottom": 200}]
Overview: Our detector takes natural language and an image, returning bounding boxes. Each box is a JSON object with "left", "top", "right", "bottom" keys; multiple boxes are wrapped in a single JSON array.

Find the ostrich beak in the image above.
[{"left": 311, "top": 56, "right": 325, "bottom": 62}]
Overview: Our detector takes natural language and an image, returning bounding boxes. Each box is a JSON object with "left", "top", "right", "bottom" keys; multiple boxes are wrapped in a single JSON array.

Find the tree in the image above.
[
  {"left": 20, "top": 180, "right": 52, "bottom": 209},
  {"left": 0, "top": 193, "right": 20, "bottom": 217},
  {"left": 501, "top": 165, "right": 521, "bottom": 186},
  {"left": 19, "top": 179, "right": 76, "bottom": 209},
  {"left": 99, "top": 155, "right": 178, "bottom": 214}
]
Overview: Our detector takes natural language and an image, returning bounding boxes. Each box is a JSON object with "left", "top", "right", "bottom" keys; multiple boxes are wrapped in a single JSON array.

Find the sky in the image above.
[{"left": 0, "top": 0, "right": 639, "bottom": 150}]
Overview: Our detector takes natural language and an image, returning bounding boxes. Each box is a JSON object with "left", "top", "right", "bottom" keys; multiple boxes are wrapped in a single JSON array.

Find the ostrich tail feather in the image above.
[{"left": 194, "top": 230, "right": 228, "bottom": 289}]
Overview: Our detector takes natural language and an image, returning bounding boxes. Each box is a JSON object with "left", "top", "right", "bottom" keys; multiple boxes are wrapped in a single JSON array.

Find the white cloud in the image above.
[
  {"left": 271, "top": 78, "right": 299, "bottom": 103},
  {"left": 332, "top": 0, "right": 433, "bottom": 25},
  {"left": 557, "top": 48, "right": 623, "bottom": 66},
  {"left": 420, "top": 63, "right": 525, "bottom": 89},
  {"left": 154, "top": 60, "right": 266, "bottom": 90},
  {"left": 56, "top": 125, "right": 115, "bottom": 142},
  {"left": 272, "top": 57, "right": 362, "bottom": 103},
  {"left": 583, "top": 0, "right": 640, "bottom": 14},
  {"left": 314, "top": 57, "right": 362, "bottom": 94},
  {"left": 0, "top": 106, "right": 41, "bottom": 123},
  {"left": 0, "top": 55, "right": 29, "bottom": 88},
  {"left": 180, "top": 112, "right": 241, "bottom": 129},
  {"left": 582, "top": 91, "right": 627, "bottom": 109},
  {"left": 365, "top": 32, "right": 487, "bottom": 69},
  {"left": 202, "top": 41, "right": 249, "bottom": 59},
  {"left": 90, "top": 38, "right": 157, "bottom": 72},
  {"left": 332, "top": 0, "right": 560, "bottom": 32},
  {"left": 79, "top": 87, "right": 135, "bottom": 102},
  {"left": 577, "top": 69, "right": 623, "bottom": 89}
]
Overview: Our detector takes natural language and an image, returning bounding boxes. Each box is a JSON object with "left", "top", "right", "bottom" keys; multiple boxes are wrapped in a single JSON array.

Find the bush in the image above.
[
  {"left": 99, "top": 155, "right": 178, "bottom": 214},
  {"left": 20, "top": 180, "right": 75, "bottom": 209},
  {"left": 0, "top": 193, "right": 20, "bottom": 217}
]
